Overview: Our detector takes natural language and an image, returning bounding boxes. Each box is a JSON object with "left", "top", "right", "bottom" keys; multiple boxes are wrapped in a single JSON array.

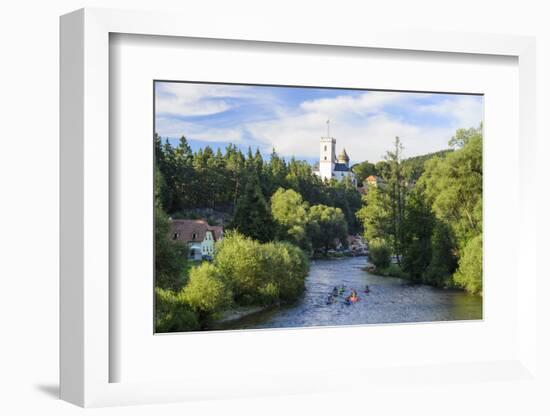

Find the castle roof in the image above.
[
  {"left": 334, "top": 163, "right": 350, "bottom": 172},
  {"left": 338, "top": 148, "right": 350, "bottom": 161}
]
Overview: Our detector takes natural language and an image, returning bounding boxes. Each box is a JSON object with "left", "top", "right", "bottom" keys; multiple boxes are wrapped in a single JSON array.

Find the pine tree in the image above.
[{"left": 230, "top": 171, "right": 275, "bottom": 243}]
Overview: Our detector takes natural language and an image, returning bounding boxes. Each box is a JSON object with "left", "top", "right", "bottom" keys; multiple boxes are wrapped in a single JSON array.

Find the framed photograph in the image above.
[{"left": 60, "top": 8, "right": 537, "bottom": 407}]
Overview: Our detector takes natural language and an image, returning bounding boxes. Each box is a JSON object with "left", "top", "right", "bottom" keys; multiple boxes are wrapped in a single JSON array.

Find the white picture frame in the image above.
[{"left": 60, "top": 7, "right": 537, "bottom": 407}]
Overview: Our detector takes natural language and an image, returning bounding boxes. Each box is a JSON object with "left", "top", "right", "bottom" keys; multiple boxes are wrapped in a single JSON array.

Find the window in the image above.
[
  {"left": 172, "top": 233, "right": 179, "bottom": 240},
  {"left": 324, "top": 145, "right": 327, "bottom": 151},
  {"left": 324, "top": 156, "right": 327, "bottom": 160},
  {"left": 192, "top": 232, "right": 197, "bottom": 240}
]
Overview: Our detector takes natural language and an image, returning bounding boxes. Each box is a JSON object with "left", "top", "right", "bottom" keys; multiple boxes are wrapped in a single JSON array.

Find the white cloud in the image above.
[
  {"left": 155, "top": 85, "right": 483, "bottom": 163},
  {"left": 155, "top": 82, "right": 280, "bottom": 117},
  {"left": 156, "top": 116, "right": 246, "bottom": 144},
  {"left": 246, "top": 92, "right": 482, "bottom": 162},
  {"left": 247, "top": 112, "right": 456, "bottom": 163},
  {"left": 416, "top": 95, "right": 483, "bottom": 132}
]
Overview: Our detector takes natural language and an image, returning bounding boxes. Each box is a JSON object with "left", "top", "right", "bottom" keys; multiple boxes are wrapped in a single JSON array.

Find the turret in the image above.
[{"left": 338, "top": 148, "right": 350, "bottom": 167}]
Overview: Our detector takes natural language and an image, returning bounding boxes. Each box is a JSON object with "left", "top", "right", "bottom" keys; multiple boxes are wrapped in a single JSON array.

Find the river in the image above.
[{"left": 215, "top": 256, "right": 482, "bottom": 330}]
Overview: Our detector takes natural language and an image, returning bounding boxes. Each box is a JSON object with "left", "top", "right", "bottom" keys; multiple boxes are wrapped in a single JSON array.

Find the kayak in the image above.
[{"left": 345, "top": 296, "right": 359, "bottom": 304}]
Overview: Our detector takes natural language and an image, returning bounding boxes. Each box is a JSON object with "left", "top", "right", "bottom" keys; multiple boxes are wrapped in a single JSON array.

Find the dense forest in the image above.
[
  {"left": 357, "top": 125, "right": 483, "bottom": 294},
  {"left": 154, "top": 135, "right": 360, "bottom": 331},
  {"left": 154, "top": 125, "right": 483, "bottom": 332}
]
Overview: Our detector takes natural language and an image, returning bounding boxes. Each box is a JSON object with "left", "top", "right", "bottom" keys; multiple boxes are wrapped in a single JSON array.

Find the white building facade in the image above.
[
  {"left": 314, "top": 135, "right": 357, "bottom": 186},
  {"left": 171, "top": 219, "right": 224, "bottom": 260}
]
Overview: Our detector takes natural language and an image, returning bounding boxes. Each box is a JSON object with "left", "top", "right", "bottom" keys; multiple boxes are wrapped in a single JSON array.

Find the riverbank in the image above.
[
  {"left": 216, "top": 305, "right": 269, "bottom": 323},
  {"left": 364, "top": 263, "right": 473, "bottom": 293}
]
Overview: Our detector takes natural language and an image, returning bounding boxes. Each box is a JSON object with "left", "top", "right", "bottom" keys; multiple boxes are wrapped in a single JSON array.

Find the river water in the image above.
[{"left": 216, "top": 256, "right": 482, "bottom": 330}]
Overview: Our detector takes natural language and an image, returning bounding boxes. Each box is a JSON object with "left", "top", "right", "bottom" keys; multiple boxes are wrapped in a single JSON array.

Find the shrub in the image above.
[
  {"left": 182, "top": 263, "right": 233, "bottom": 323},
  {"left": 155, "top": 287, "right": 200, "bottom": 333},
  {"left": 453, "top": 234, "right": 483, "bottom": 295},
  {"left": 368, "top": 238, "right": 391, "bottom": 269},
  {"left": 213, "top": 232, "right": 265, "bottom": 303},
  {"left": 214, "top": 231, "right": 309, "bottom": 306},
  {"left": 262, "top": 241, "right": 308, "bottom": 303}
]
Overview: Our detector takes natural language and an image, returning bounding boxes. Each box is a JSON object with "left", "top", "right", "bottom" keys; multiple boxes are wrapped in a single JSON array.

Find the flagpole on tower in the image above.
[{"left": 327, "top": 119, "right": 330, "bottom": 138}]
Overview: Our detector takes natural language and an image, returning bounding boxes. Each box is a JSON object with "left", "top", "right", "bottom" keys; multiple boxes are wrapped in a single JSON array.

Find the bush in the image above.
[
  {"left": 262, "top": 241, "right": 308, "bottom": 303},
  {"left": 368, "top": 238, "right": 391, "bottom": 269},
  {"left": 155, "top": 288, "right": 200, "bottom": 333},
  {"left": 214, "top": 231, "right": 309, "bottom": 306},
  {"left": 453, "top": 234, "right": 483, "bottom": 295},
  {"left": 182, "top": 263, "right": 233, "bottom": 322}
]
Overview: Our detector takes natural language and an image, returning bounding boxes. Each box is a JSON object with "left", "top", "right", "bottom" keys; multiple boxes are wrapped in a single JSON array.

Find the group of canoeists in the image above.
[{"left": 325, "top": 285, "right": 370, "bottom": 305}]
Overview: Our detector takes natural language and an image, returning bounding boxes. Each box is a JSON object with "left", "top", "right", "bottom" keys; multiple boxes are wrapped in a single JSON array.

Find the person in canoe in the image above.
[
  {"left": 326, "top": 295, "right": 334, "bottom": 305},
  {"left": 345, "top": 290, "right": 359, "bottom": 304},
  {"left": 332, "top": 286, "right": 339, "bottom": 297},
  {"left": 339, "top": 285, "right": 346, "bottom": 295},
  {"left": 364, "top": 285, "right": 370, "bottom": 294}
]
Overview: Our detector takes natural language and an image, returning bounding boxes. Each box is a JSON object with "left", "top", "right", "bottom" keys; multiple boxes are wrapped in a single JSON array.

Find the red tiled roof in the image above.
[{"left": 171, "top": 219, "right": 223, "bottom": 243}]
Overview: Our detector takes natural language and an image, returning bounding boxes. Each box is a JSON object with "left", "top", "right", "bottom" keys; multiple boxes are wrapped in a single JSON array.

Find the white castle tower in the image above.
[
  {"left": 314, "top": 120, "right": 357, "bottom": 186},
  {"left": 319, "top": 135, "right": 336, "bottom": 180}
]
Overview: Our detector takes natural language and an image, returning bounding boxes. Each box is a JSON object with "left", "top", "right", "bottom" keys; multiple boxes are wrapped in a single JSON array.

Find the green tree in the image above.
[
  {"left": 368, "top": 238, "right": 391, "bottom": 268},
  {"left": 308, "top": 205, "right": 348, "bottom": 254},
  {"left": 384, "top": 136, "right": 406, "bottom": 266},
  {"left": 270, "top": 188, "right": 310, "bottom": 250},
  {"left": 182, "top": 263, "right": 232, "bottom": 325},
  {"left": 213, "top": 231, "right": 308, "bottom": 305},
  {"left": 401, "top": 190, "right": 434, "bottom": 282},
  {"left": 230, "top": 171, "right": 275, "bottom": 242},
  {"left": 352, "top": 160, "right": 377, "bottom": 186},
  {"left": 155, "top": 288, "right": 200, "bottom": 332},
  {"left": 421, "top": 132, "right": 482, "bottom": 250},
  {"left": 453, "top": 234, "right": 483, "bottom": 295},
  {"left": 154, "top": 167, "right": 188, "bottom": 290},
  {"left": 356, "top": 187, "right": 392, "bottom": 243},
  {"left": 424, "top": 220, "right": 458, "bottom": 286},
  {"left": 448, "top": 124, "right": 482, "bottom": 149}
]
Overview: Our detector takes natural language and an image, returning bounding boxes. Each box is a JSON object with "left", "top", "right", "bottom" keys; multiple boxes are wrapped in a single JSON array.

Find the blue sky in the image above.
[{"left": 155, "top": 82, "right": 483, "bottom": 164}]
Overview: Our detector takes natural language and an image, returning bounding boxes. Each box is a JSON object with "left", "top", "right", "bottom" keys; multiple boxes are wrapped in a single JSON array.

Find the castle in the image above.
[{"left": 313, "top": 123, "right": 357, "bottom": 186}]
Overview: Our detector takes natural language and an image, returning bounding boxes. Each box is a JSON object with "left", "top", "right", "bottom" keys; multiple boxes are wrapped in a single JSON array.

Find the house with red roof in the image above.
[{"left": 170, "top": 219, "right": 224, "bottom": 260}]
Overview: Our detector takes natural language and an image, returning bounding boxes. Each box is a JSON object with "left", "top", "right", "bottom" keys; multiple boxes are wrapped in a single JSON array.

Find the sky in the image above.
[{"left": 154, "top": 81, "right": 483, "bottom": 165}]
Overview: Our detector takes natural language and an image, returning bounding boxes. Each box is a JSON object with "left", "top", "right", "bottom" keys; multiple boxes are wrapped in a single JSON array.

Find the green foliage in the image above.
[
  {"left": 155, "top": 288, "right": 200, "bottom": 332},
  {"left": 448, "top": 124, "right": 482, "bottom": 149},
  {"left": 453, "top": 234, "right": 483, "bottom": 295},
  {"left": 357, "top": 187, "right": 391, "bottom": 242},
  {"left": 401, "top": 190, "right": 434, "bottom": 282},
  {"left": 358, "top": 125, "right": 483, "bottom": 294},
  {"left": 230, "top": 171, "right": 275, "bottom": 243},
  {"left": 155, "top": 134, "right": 362, "bottom": 238},
  {"left": 214, "top": 231, "right": 308, "bottom": 305},
  {"left": 182, "top": 263, "right": 233, "bottom": 323},
  {"left": 423, "top": 221, "right": 458, "bottom": 286},
  {"left": 368, "top": 238, "right": 392, "bottom": 269},
  {"left": 352, "top": 160, "right": 377, "bottom": 186},
  {"left": 400, "top": 149, "right": 453, "bottom": 182},
  {"left": 307, "top": 204, "right": 348, "bottom": 255},
  {"left": 420, "top": 133, "right": 482, "bottom": 249},
  {"left": 154, "top": 169, "right": 188, "bottom": 291},
  {"left": 271, "top": 188, "right": 310, "bottom": 250}
]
